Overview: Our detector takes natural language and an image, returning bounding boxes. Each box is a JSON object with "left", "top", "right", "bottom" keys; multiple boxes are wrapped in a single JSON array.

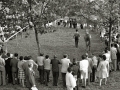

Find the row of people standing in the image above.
[
  {"left": 63, "top": 52, "right": 110, "bottom": 90},
  {"left": 57, "top": 18, "right": 84, "bottom": 29},
  {"left": 36, "top": 51, "right": 110, "bottom": 89},
  {"left": 37, "top": 54, "right": 70, "bottom": 87},
  {"left": 0, "top": 48, "right": 112, "bottom": 89},
  {"left": 0, "top": 52, "right": 38, "bottom": 90}
]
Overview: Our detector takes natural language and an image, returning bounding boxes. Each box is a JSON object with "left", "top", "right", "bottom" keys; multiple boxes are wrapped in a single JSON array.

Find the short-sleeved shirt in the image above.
[
  {"left": 37, "top": 56, "right": 44, "bottom": 66},
  {"left": 84, "top": 34, "right": 91, "bottom": 41},
  {"left": 61, "top": 58, "right": 71, "bottom": 73},
  {"left": 92, "top": 56, "right": 98, "bottom": 66},
  {"left": 74, "top": 32, "right": 80, "bottom": 40},
  {"left": 79, "top": 59, "right": 89, "bottom": 71},
  {"left": 44, "top": 58, "right": 51, "bottom": 70}
]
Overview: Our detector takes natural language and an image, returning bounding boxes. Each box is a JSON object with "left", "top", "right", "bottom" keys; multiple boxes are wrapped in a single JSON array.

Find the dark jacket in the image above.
[
  {"left": 10, "top": 57, "right": 18, "bottom": 72},
  {"left": 51, "top": 59, "right": 60, "bottom": 72},
  {"left": 5, "top": 57, "right": 12, "bottom": 72}
]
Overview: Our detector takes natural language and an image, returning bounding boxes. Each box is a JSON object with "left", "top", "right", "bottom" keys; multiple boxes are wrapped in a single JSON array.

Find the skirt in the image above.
[
  {"left": 96, "top": 69, "right": 108, "bottom": 79},
  {"left": 18, "top": 69, "right": 25, "bottom": 79},
  {"left": 80, "top": 70, "right": 88, "bottom": 79}
]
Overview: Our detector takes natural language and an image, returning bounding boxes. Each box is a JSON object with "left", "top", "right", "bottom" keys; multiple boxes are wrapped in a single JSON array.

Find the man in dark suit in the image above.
[
  {"left": 10, "top": 53, "right": 19, "bottom": 85},
  {"left": 5, "top": 53, "right": 12, "bottom": 83},
  {"left": 51, "top": 55, "right": 60, "bottom": 86}
]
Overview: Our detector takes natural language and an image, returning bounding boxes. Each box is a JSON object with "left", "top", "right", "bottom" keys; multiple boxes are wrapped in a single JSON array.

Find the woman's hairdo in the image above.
[
  {"left": 102, "top": 55, "right": 106, "bottom": 60},
  {"left": 67, "top": 67, "right": 72, "bottom": 73}
]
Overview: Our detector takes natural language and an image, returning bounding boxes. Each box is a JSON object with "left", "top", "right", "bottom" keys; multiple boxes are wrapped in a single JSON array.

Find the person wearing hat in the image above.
[
  {"left": 73, "top": 29, "right": 80, "bottom": 48},
  {"left": 50, "top": 55, "right": 60, "bottom": 86}
]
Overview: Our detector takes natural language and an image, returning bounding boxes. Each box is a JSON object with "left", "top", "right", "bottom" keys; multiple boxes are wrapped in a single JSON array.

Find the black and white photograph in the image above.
[{"left": 0, "top": 0, "right": 120, "bottom": 90}]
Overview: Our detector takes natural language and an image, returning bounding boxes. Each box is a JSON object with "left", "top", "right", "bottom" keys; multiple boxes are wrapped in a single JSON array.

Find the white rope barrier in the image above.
[{"left": 4, "top": 25, "right": 29, "bottom": 43}]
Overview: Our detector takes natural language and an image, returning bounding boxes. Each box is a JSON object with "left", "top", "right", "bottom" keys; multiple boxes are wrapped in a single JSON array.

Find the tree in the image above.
[
  {"left": 66, "top": 0, "right": 120, "bottom": 49},
  {"left": 0, "top": 0, "right": 62, "bottom": 55}
]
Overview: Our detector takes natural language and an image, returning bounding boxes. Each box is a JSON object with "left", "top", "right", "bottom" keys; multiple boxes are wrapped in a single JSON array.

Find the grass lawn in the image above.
[{"left": 1, "top": 27, "right": 120, "bottom": 90}]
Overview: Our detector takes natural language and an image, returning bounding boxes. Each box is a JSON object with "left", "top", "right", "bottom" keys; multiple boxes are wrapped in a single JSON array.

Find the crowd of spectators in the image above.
[{"left": 0, "top": 44, "right": 119, "bottom": 90}]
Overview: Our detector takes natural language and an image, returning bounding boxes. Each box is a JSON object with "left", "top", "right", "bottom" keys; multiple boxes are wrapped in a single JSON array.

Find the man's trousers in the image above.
[{"left": 52, "top": 71, "right": 59, "bottom": 86}]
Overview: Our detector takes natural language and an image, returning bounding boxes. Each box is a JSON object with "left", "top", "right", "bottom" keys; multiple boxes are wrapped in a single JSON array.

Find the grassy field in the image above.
[{"left": 1, "top": 27, "right": 120, "bottom": 90}]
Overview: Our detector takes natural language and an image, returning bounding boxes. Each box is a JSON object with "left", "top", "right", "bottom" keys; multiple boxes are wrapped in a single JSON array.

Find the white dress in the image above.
[
  {"left": 79, "top": 60, "right": 89, "bottom": 79},
  {"left": 97, "top": 61, "right": 109, "bottom": 79}
]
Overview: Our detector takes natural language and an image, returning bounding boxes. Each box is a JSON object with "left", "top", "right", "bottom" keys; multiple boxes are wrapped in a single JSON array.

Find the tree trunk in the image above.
[
  {"left": 109, "top": 17, "right": 112, "bottom": 50},
  {"left": 29, "top": 0, "right": 41, "bottom": 55},
  {"left": 34, "top": 24, "right": 40, "bottom": 55}
]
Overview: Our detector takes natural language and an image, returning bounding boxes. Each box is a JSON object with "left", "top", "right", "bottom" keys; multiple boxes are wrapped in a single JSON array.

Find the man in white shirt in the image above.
[
  {"left": 61, "top": 54, "right": 71, "bottom": 87},
  {"left": 36, "top": 53, "right": 45, "bottom": 84}
]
